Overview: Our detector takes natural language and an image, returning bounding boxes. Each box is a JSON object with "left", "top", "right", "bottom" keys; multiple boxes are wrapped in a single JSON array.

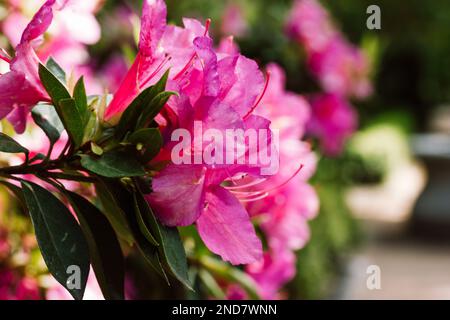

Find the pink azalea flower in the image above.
[
  {"left": 286, "top": 0, "right": 335, "bottom": 53},
  {"left": 105, "top": 0, "right": 207, "bottom": 122},
  {"left": 135, "top": 8, "right": 273, "bottom": 264},
  {"left": 15, "top": 277, "right": 41, "bottom": 300},
  {"left": 246, "top": 246, "right": 296, "bottom": 300},
  {"left": 0, "top": 0, "right": 57, "bottom": 133},
  {"left": 286, "top": 0, "right": 372, "bottom": 99},
  {"left": 307, "top": 93, "right": 358, "bottom": 155},
  {"left": 0, "top": 269, "right": 15, "bottom": 300},
  {"left": 308, "top": 36, "right": 373, "bottom": 99},
  {"left": 221, "top": 3, "right": 248, "bottom": 38}
]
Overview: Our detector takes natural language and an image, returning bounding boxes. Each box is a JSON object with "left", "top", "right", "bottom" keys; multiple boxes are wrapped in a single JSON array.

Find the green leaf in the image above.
[
  {"left": 80, "top": 151, "right": 146, "bottom": 178},
  {"left": 115, "top": 70, "right": 170, "bottom": 140},
  {"left": 94, "top": 180, "right": 134, "bottom": 245},
  {"left": 134, "top": 192, "right": 192, "bottom": 290},
  {"left": 64, "top": 191, "right": 125, "bottom": 300},
  {"left": 128, "top": 128, "right": 163, "bottom": 163},
  {"left": 135, "top": 91, "right": 177, "bottom": 130},
  {"left": 58, "top": 98, "right": 85, "bottom": 148},
  {"left": 39, "top": 63, "right": 71, "bottom": 107},
  {"left": 31, "top": 105, "right": 64, "bottom": 145},
  {"left": 73, "top": 77, "right": 88, "bottom": 123},
  {"left": 199, "top": 256, "right": 260, "bottom": 300},
  {"left": 0, "top": 133, "right": 29, "bottom": 156},
  {"left": 100, "top": 180, "right": 169, "bottom": 283},
  {"left": 132, "top": 193, "right": 159, "bottom": 246},
  {"left": 46, "top": 58, "right": 66, "bottom": 84},
  {"left": 21, "top": 181, "right": 90, "bottom": 300}
]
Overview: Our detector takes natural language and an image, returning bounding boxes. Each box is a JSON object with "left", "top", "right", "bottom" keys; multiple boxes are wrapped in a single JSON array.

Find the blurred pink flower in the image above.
[
  {"left": 246, "top": 247, "right": 296, "bottom": 299},
  {"left": 241, "top": 64, "right": 318, "bottom": 298},
  {"left": 286, "top": 0, "right": 372, "bottom": 99},
  {"left": 0, "top": 269, "right": 41, "bottom": 300},
  {"left": 46, "top": 268, "right": 104, "bottom": 300},
  {"left": 309, "top": 36, "right": 373, "bottom": 99},
  {"left": 0, "top": 0, "right": 56, "bottom": 133},
  {"left": 221, "top": 3, "right": 248, "bottom": 38},
  {"left": 286, "top": 0, "right": 335, "bottom": 53},
  {"left": 100, "top": 55, "right": 129, "bottom": 93},
  {"left": 15, "top": 277, "right": 41, "bottom": 300},
  {"left": 307, "top": 93, "right": 358, "bottom": 155}
]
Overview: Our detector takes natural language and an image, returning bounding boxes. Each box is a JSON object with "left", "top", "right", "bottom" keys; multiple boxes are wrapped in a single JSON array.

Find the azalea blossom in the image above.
[
  {"left": 239, "top": 64, "right": 318, "bottom": 297},
  {"left": 286, "top": 0, "right": 372, "bottom": 99},
  {"left": 0, "top": 0, "right": 57, "bottom": 133},
  {"left": 307, "top": 93, "right": 358, "bottom": 156},
  {"left": 221, "top": 3, "right": 248, "bottom": 38}
]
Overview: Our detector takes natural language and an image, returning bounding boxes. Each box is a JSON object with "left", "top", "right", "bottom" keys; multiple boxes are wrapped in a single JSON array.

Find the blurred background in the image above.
[
  {"left": 1, "top": 0, "right": 450, "bottom": 299},
  {"left": 165, "top": 0, "right": 450, "bottom": 299}
]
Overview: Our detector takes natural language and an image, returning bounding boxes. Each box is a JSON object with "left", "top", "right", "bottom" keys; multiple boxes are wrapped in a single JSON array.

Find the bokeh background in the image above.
[{"left": 1, "top": 0, "right": 450, "bottom": 299}]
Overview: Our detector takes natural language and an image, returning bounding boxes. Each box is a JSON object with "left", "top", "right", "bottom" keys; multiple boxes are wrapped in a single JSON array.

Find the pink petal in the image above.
[
  {"left": 104, "top": 55, "right": 140, "bottom": 121},
  {"left": 146, "top": 165, "right": 207, "bottom": 227},
  {"left": 0, "top": 71, "right": 44, "bottom": 127},
  {"left": 20, "top": 0, "right": 56, "bottom": 43},
  {"left": 220, "top": 56, "right": 264, "bottom": 118},
  {"left": 193, "top": 36, "right": 220, "bottom": 99},
  {"left": 197, "top": 186, "right": 262, "bottom": 265},
  {"left": 6, "top": 105, "right": 30, "bottom": 134},
  {"left": 139, "top": 0, "right": 167, "bottom": 57}
]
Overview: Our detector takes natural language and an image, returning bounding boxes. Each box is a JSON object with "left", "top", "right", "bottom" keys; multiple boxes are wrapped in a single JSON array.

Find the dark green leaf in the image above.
[
  {"left": 115, "top": 70, "right": 170, "bottom": 140},
  {"left": 80, "top": 151, "right": 146, "bottom": 178},
  {"left": 73, "top": 77, "right": 88, "bottom": 123},
  {"left": 64, "top": 191, "right": 124, "bottom": 300},
  {"left": 59, "top": 98, "right": 85, "bottom": 147},
  {"left": 133, "top": 193, "right": 159, "bottom": 246},
  {"left": 135, "top": 91, "right": 177, "bottom": 130},
  {"left": 39, "top": 63, "right": 71, "bottom": 107},
  {"left": 21, "top": 181, "right": 89, "bottom": 300},
  {"left": 94, "top": 181, "right": 133, "bottom": 245},
  {"left": 0, "top": 133, "right": 28, "bottom": 156},
  {"left": 46, "top": 58, "right": 66, "bottom": 84},
  {"left": 135, "top": 192, "right": 192, "bottom": 290},
  {"left": 31, "top": 105, "right": 64, "bottom": 144},
  {"left": 128, "top": 128, "right": 163, "bottom": 162},
  {"left": 101, "top": 180, "right": 169, "bottom": 283}
]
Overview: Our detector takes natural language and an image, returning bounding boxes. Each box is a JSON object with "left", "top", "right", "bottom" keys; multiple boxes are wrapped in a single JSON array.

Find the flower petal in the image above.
[
  {"left": 146, "top": 165, "right": 206, "bottom": 226},
  {"left": 197, "top": 186, "right": 262, "bottom": 265},
  {"left": 140, "top": 0, "right": 167, "bottom": 57}
]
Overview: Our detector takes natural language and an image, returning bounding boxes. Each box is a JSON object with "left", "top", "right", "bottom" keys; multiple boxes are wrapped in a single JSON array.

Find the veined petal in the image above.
[
  {"left": 193, "top": 36, "right": 220, "bottom": 99},
  {"left": 197, "top": 186, "right": 262, "bottom": 265},
  {"left": 6, "top": 105, "right": 30, "bottom": 134},
  {"left": 104, "top": 55, "right": 140, "bottom": 122},
  {"left": 220, "top": 56, "right": 264, "bottom": 118},
  {"left": 146, "top": 165, "right": 207, "bottom": 227},
  {"left": 140, "top": 0, "right": 167, "bottom": 57},
  {"left": 0, "top": 71, "right": 44, "bottom": 120},
  {"left": 20, "top": 0, "right": 56, "bottom": 43}
]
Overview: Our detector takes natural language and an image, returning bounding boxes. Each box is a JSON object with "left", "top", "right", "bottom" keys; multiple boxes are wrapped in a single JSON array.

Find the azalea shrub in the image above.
[{"left": 0, "top": 0, "right": 372, "bottom": 300}]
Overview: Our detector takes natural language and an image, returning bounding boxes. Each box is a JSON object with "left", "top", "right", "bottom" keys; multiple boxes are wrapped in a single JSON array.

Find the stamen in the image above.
[
  {"left": 238, "top": 193, "right": 269, "bottom": 203},
  {"left": 140, "top": 55, "right": 172, "bottom": 89},
  {"left": 231, "top": 164, "right": 304, "bottom": 200},
  {"left": 225, "top": 178, "right": 267, "bottom": 190},
  {"left": 173, "top": 18, "right": 212, "bottom": 81},
  {"left": 173, "top": 53, "right": 197, "bottom": 81},
  {"left": 243, "top": 71, "right": 271, "bottom": 120},
  {"left": 0, "top": 48, "right": 11, "bottom": 63},
  {"left": 204, "top": 19, "right": 212, "bottom": 36}
]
